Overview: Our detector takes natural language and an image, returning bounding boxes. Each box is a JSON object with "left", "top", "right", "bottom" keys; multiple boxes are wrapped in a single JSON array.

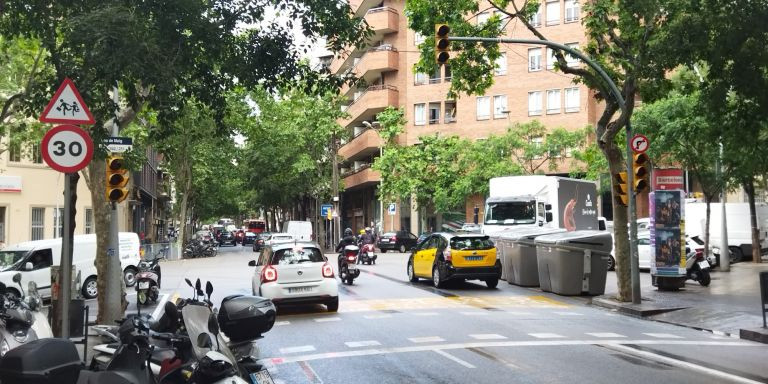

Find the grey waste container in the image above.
[
  {"left": 497, "top": 228, "right": 565, "bottom": 286},
  {"left": 535, "top": 230, "right": 613, "bottom": 295}
]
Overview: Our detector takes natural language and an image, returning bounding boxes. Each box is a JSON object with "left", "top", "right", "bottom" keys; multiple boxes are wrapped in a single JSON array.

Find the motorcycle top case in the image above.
[
  {"left": 218, "top": 294, "right": 277, "bottom": 343},
  {"left": 0, "top": 338, "right": 81, "bottom": 384}
]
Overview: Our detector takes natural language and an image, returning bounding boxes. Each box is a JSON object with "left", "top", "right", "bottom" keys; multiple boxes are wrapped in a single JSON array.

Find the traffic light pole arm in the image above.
[{"left": 449, "top": 36, "right": 641, "bottom": 304}]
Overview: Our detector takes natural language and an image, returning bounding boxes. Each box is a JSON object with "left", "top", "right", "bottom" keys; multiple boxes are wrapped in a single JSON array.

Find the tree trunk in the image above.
[
  {"left": 604, "top": 141, "right": 631, "bottom": 301},
  {"left": 743, "top": 178, "right": 762, "bottom": 263},
  {"left": 178, "top": 159, "right": 193, "bottom": 245}
]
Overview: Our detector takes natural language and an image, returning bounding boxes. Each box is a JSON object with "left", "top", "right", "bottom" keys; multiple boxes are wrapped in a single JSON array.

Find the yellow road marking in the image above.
[{"left": 337, "top": 295, "right": 569, "bottom": 313}]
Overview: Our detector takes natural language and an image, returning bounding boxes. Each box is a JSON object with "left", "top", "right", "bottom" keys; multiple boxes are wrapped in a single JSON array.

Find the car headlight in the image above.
[{"left": 0, "top": 338, "right": 10, "bottom": 357}]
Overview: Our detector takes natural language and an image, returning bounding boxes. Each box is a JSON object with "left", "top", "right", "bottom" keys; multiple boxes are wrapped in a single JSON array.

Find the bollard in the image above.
[{"left": 760, "top": 271, "right": 768, "bottom": 328}]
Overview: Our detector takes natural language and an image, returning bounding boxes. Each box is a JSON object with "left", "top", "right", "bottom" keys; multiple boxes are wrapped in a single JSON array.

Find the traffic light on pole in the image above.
[
  {"left": 614, "top": 172, "right": 629, "bottom": 206},
  {"left": 435, "top": 24, "right": 451, "bottom": 65},
  {"left": 106, "top": 156, "right": 130, "bottom": 203},
  {"left": 632, "top": 153, "right": 649, "bottom": 193}
]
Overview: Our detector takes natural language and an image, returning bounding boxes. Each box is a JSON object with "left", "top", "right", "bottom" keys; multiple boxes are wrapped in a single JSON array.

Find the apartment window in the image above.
[
  {"left": 530, "top": 5, "right": 542, "bottom": 26},
  {"left": 547, "top": 48, "right": 556, "bottom": 70},
  {"left": 566, "top": 43, "right": 580, "bottom": 67},
  {"left": 494, "top": 53, "right": 507, "bottom": 76},
  {"left": 415, "top": 72, "right": 428, "bottom": 85},
  {"left": 9, "top": 142, "right": 21, "bottom": 163},
  {"left": 429, "top": 66, "right": 441, "bottom": 84},
  {"left": 565, "top": 87, "right": 580, "bottom": 112},
  {"left": 476, "top": 96, "right": 491, "bottom": 120},
  {"left": 546, "top": 0, "right": 560, "bottom": 26},
  {"left": 493, "top": 95, "right": 508, "bottom": 119},
  {"left": 444, "top": 64, "right": 452, "bottom": 81},
  {"left": 546, "top": 89, "right": 562, "bottom": 114},
  {"left": 428, "top": 103, "right": 441, "bottom": 124},
  {"left": 477, "top": 12, "right": 490, "bottom": 25},
  {"left": 565, "top": 0, "right": 580, "bottom": 22},
  {"left": 31, "top": 143, "right": 43, "bottom": 164},
  {"left": 528, "top": 91, "right": 543, "bottom": 116},
  {"left": 444, "top": 101, "right": 457, "bottom": 123},
  {"left": 31, "top": 207, "right": 44, "bottom": 241},
  {"left": 85, "top": 208, "right": 93, "bottom": 234},
  {"left": 414, "top": 31, "right": 425, "bottom": 45},
  {"left": 414, "top": 103, "right": 426, "bottom": 126},
  {"left": 532, "top": 136, "right": 544, "bottom": 159},
  {"left": 53, "top": 207, "right": 64, "bottom": 238},
  {"left": 528, "top": 48, "right": 542, "bottom": 71}
]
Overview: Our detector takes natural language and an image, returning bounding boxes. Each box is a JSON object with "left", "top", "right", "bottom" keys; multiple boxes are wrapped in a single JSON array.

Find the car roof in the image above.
[
  {"left": 270, "top": 241, "right": 320, "bottom": 250},
  {"left": 434, "top": 232, "right": 489, "bottom": 240}
]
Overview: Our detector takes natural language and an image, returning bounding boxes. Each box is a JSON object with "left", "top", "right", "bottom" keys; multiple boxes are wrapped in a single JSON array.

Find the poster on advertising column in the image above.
[{"left": 650, "top": 190, "right": 686, "bottom": 276}]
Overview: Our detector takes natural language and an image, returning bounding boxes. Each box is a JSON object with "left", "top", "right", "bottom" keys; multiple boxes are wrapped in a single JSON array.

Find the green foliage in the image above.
[{"left": 376, "top": 107, "right": 406, "bottom": 144}]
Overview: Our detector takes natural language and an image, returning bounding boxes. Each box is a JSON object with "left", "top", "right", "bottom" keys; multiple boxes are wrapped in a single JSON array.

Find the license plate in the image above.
[
  {"left": 698, "top": 260, "right": 710, "bottom": 269},
  {"left": 367, "top": 252, "right": 374, "bottom": 257},
  {"left": 250, "top": 369, "right": 275, "bottom": 384},
  {"left": 347, "top": 266, "right": 357, "bottom": 272},
  {"left": 138, "top": 282, "right": 150, "bottom": 289},
  {"left": 464, "top": 256, "right": 483, "bottom": 261},
  {"left": 288, "top": 286, "right": 313, "bottom": 294},
  {"left": 381, "top": 239, "right": 389, "bottom": 243}
]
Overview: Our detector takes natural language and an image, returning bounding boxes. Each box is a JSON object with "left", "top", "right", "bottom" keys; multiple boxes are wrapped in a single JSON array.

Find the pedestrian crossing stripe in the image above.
[{"left": 336, "top": 295, "right": 569, "bottom": 313}]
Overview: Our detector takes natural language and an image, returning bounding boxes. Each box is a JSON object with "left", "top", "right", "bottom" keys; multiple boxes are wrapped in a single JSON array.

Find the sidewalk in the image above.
[{"left": 591, "top": 260, "right": 768, "bottom": 343}]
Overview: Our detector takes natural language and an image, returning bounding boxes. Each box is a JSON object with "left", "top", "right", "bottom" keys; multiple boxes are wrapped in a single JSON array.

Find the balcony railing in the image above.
[
  {"left": 341, "top": 84, "right": 399, "bottom": 126},
  {"left": 339, "top": 127, "right": 384, "bottom": 161},
  {"left": 341, "top": 164, "right": 381, "bottom": 190}
]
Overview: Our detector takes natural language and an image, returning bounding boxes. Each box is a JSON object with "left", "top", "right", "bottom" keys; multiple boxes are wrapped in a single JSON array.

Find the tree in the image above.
[
  {"left": 493, "top": 120, "right": 586, "bottom": 175},
  {"left": 407, "top": 0, "right": 691, "bottom": 301},
  {"left": 0, "top": 0, "right": 370, "bottom": 322}
]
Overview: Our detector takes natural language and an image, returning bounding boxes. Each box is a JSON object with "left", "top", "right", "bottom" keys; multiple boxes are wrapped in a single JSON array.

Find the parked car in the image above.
[
  {"left": 194, "top": 230, "right": 214, "bottom": 244},
  {"left": 252, "top": 232, "right": 273, "bottom": 253},
  {"left": 407, "top": 233, "right": 501, "bottom": 289},
  {"left": 242, "top": 232, "right": 257, "bottom": 245},
  {"left": 248, "top": 241, "right": 338, "bottom": 311},
  {"left": 218, "top": 230, "right": 236, "bottom": 246},
  {"left": 266, "top": 233, "right": 294, "bottom": 246},
  {"left": 377, "top": 231, "right": 419, "bottom": 253}
]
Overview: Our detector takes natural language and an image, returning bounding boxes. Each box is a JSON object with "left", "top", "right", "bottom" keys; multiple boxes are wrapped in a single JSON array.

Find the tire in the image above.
[
  {"left": 698, "top": 269, "right": 711, "bottom": 286},
  {"left": 327, "top": 297, "right": 339, "bottom": 312},
  {"left": 82, "top": 276, "right": 98, "bottom": 299},
  {"left": 432, "top": 264, "right": 444, "bottom": 288},
  {"left": 381, "top": 249, "right": 387, "bottom": 253},
  {"left": 399, "top": 244, "right": 406, "bottom": 253},
  {"left": 730, "top": 247, "right": 744, "bottom": 263},
  {"left": 606, "top": 255, "right": 616, "bottom": 271},
  {"left": 485, "top": 278, "right": 499, "bottom": 289},
  {"left": 346, "top": 277, "right": 354, "bottom": 285},
  {"left": 407, "top": 259, "right": 418, "bottom": 282},
  {"left": 123, "top": 267, "right": 138, "bottom": 287}
]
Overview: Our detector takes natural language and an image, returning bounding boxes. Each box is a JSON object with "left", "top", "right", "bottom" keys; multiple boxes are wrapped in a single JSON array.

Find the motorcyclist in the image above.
[
  {"left": 358, "top": 227, "right": 375, "bottom": 264},
  {"left": 336, "top": 228, "right": 357, "bottom": 272}
]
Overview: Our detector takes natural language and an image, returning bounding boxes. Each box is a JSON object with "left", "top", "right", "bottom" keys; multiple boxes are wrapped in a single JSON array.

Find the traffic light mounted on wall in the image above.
[
  {"left": 632, "top": 153, "right": 649, "bottom": 193},
  {"left": 106, "top": 156, "right": 130, "bottom": 203},
  {"left": 614, "top": 172, "right": 629, "bottom": 206},
  {"left": 435, "top": 24, "right": 450, "bottom": 65}
]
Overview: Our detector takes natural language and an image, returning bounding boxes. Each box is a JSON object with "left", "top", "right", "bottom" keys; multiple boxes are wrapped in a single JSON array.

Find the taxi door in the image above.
[{"left": 415, "top": 236, "right": 438, "bottom": 277}]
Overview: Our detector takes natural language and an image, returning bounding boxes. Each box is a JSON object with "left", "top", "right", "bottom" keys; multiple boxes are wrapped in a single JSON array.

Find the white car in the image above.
[
  {"left": 248, "top": 242, "right": 338, "bottom": 312},
  {"left": 265, "top": 233, "right": 294, "bottom": 246},
  {"left": 608, "top": 230, "right": 652, "bottom": 271}
]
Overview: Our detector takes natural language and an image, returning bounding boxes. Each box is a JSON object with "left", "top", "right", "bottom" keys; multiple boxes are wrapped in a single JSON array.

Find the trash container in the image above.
[
  {"left": 535, "top": 230, "right": 613, "bottom": 295},
  {"left": 496, "top": 227, "right": 565, "bottom": 286}
]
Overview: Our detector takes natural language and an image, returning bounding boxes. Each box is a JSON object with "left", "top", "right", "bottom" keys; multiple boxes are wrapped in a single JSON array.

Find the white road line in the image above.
[
  {"left": 528, "top": 333, "right": 565, "bottom": 339},
  {"left": 554, "top": 311, "right": 583, "bottom": 316},
  {"left": 434, "top": 349, "right": 476, "bottom": 369},
  {"left": 150, "top": 294, "right": 170, "bottom": 320},
  {"left": 507, "top": 311, "right": 534, "bottom": 316},
  {"left": 314, "top": 317, "right": 342, "bottom": 323},
  {"left": 408, "top": 336, "right": 445, "bottom": 343},
  {"left": 274, "top": 321, "right": 291, "bottom": 326},
  {"left": 459, "top": 311, "right": 489, "bottom": 316},
  {"left": 364, "top": 314, "right": 392, "bottom": 319},
  {"left": 586, "top": 333, "right": 627, "bottom": 338},
  {"left": 279, "top": 345, "right": 316, "bottom": 354},
  {"left": 413, "top": 312, "right": 439, "bottom": 316},
  {"left": 643, "top": 333, "right": 684, "bottom": 339},
  {"left": 604, "top": 344, "right": 765, "bottom": 384},
  {"left": 469, "top": 334, "right": 508, "bottom": 340},
  {"left": 345, "top": 340, "right": 382, "bottom": 348}
]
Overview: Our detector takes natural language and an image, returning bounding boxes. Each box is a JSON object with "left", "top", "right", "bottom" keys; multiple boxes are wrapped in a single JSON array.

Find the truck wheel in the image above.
[
  {"left": 123, "top": 267, "right": 138, "bottom": 287},
  {"left": 82, "top": 276, "right": 98, "bottom": 299}
]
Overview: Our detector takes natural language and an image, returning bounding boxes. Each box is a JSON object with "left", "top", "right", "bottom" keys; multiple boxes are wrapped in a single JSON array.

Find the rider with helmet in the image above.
[{"left": 337, "top": 228, "right": 357, "bottom": 272}]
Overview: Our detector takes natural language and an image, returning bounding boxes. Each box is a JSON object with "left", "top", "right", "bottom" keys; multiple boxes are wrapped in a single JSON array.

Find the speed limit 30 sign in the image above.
[{"left": 41, "top": 124, "right": 94, "bottom": 173}]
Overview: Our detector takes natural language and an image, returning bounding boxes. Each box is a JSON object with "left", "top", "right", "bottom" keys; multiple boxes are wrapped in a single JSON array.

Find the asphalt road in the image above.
[{"left": 144, "top": 244, "right": 768, "bottom": 384}]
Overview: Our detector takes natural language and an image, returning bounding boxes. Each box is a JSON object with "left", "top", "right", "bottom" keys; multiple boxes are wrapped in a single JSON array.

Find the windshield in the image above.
[
  {"left": 450, "top": 237, "right": 495, "bottom": 250},
  {"left": 272, "top": 247, "right": 325, "bottom": 265},
  {"left": 0, "top": 250, "right": 28, "bottom": 272},
  {"left": 484, "top": 201, "right": 536, "bottom": 225}
]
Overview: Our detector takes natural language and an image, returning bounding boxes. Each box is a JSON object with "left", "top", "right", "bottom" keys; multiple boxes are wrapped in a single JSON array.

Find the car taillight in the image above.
[
  {"left": 322, "top": 263, "right": 334, "bottom": 278},
  {"left": 444, "top": 249, "right": 452, "bottom": 262},
  {"left": 261, "top": 266, "right": 277, "bottom": 283},
  {"left": 390, "top": 236, "right": 396, "bottom": 242}
]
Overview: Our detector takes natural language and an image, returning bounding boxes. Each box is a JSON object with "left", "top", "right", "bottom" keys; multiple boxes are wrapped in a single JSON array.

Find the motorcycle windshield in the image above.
[{"left": 181, "top": 304, "right": 239, "bottom": 365}]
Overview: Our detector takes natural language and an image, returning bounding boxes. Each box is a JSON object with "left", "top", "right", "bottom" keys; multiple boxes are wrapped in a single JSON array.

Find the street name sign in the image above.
[
  {"left": 40, "top": 125, "right": 94, "bottom": 173},
  {"left": 104, "top": 137, "right": 134, "bottom": 153},
  {"left": 39, "top": 78, "right": 95, "bottom": 125}
]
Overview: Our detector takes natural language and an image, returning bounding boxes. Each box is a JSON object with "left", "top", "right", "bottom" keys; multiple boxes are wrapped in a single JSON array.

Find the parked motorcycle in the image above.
[
  {"left": 358, "top": 243, "right": 377, "bottom": 265},
  {"left": 184, "top": 240, "right": 217, "bottom": 259},
  {"left": 136, "top": 247, "right": 168, "bottom": 306},
  {"left": 338, "top": 245, "right": 361, "bottom": 285},
  {"left": 685, "top": 247, "right": 711, "bottom": 286},
  {"left": 0, "top": 271, "right": 52, "bottom": 358}
]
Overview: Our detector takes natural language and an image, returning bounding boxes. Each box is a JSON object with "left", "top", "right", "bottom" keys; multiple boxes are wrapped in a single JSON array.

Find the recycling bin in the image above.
[
  {"left": 496, "top": 227, "right": 565, "bottom": 286},
  {"left": 535, "top": 230, "right": 613, "bottom": 295}
]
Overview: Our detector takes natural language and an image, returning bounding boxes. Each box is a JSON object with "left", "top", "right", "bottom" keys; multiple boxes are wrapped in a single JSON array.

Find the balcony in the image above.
[
  {"left": 339, "top": 128, "right": 384, "bottom": 162},
  {"left": 329, "top": 6, "right": 399, "bottom": 75},
  {"left": 342, "top": 164, "right": 381, "bottom": 190},
  {"left": 341, "top": 84, "right": 399, "bottom": 128},
  {"left": 340, "top": 46, "right": 399, "bottom": 96}
]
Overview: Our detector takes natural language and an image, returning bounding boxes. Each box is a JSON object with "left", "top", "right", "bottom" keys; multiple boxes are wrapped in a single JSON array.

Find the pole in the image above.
[
  {"left": 331, "top": 132, "right": 340, "bottom": 248},
  {"left": 626, "top": 121, "right": 641, "bottom": 304},
  {"left": 719, "top": 142, "right": 730, "bottom": 271},
  {"left": 60, "top": 174, "right": 73, "bottom": 338},
  {"left": 107, "top": 84, "right": 122, "bottom": 322}
]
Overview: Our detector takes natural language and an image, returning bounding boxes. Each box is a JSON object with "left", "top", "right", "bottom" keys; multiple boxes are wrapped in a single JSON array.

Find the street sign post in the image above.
[
  {"left": 320, "top": 204, "right": 333, "bottom": 219},
  {"left": 388, "top": 203, "right": 396, "bottom": 215},
  {"left": 103, "top": 137, "right": 133, "bottom": 153},
  {"left": 631, "top": 134, "right": 649, "bottom": 154}
]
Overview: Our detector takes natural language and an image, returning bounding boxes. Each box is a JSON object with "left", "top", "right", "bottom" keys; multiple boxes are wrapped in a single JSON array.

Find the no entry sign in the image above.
[{"left": 40, "top": 124, "right": 94, "bottom": 173}]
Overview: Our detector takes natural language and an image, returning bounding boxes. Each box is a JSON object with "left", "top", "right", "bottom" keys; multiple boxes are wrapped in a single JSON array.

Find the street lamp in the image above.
[{"left": 363, "top": 120, "right": 384, "bottom": 233}]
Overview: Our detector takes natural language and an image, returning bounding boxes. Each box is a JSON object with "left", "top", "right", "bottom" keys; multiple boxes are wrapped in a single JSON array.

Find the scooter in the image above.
[
  {"left": 338, "top": 245, "right": 361, "bottom": 285},
  {"left": 136, "top": 247, "right": 167, "bottom": 306},
  {"left": 686, "top": 247, "right": 711, "bottom": 286},
  {"left": 358, "top": 243, "right": 377, "bottom": 265},
  {"left": 0, "top": 271, "right": 52, "bottom": 358}
]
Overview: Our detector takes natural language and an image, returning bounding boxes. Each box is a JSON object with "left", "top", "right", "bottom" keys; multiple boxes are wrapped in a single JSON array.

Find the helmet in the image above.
[
  {"left": 359, "top": 229, "right": 365, "bottom": 235},
  {"left": 344, "top": 228, "right": 353, "bottom": 236},
  {"left": 365, "top": 227, "right": 372, "bottom": 233}
]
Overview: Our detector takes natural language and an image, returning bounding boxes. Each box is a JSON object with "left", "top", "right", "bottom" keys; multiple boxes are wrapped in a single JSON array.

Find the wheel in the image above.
[
  {"left": 137, "top": 290, "right": 147, "bottom": 306},
  {"left": 432, "top": 264, "right": 444, "bottom": 288},
  {"left": 485, "top": 278, "right": 499, "bottom": 289},
  {"left": 327, "top": 297, "right": 339, "bottom": 312},
  {"left": 730, "top": 247, "right": 744, "bottom": 263},
  {"left": 123, "top": 267, "right": 138, "bottom": 287},
  {"left": 606, "top": 255, "right": 616, "bottom": 271},
  {"left": 399, "top": 244, "right": 406, "bottom": 253},
  {"left": 381, "top": 249, "right": 387, "bottom": 253},
  {"left": 407, "top": 259, "right": 418, "bottom": 282},
  {"left": 82, "top": 276, "right": 98, "bottom": 299},
  {"left": 698, "top": 269, "right": 711, "bottom": 286},
  {"left": 346, "top": 277, "right": 354, "bottom": 285}
]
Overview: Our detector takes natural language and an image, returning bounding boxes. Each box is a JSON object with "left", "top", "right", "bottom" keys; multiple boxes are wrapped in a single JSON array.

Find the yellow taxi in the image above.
[{"left": 407, "top": 233, "right": 501, "bottom": 288}]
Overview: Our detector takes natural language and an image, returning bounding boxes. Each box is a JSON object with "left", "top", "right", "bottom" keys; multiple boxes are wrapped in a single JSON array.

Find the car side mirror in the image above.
[
  {"left": 196, "top": 333, "right": 213, "bottom": 349},
  {"left": 248, "top": 260, "right": 256, "bottom": 267},
  {"left": 24, "top": 262, "right": 33, "bottom": 271},
  {"left": 545, "top": 212, "right": 553, "bottom": 222}
]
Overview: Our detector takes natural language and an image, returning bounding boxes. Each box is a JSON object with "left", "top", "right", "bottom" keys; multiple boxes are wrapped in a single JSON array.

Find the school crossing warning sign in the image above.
[{"left": 39, "top": 78, "right": 95, "bottom": 125}]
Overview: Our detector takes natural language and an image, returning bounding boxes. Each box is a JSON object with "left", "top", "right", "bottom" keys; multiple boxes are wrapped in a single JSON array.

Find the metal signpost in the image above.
[
  {"left": 388, "top": 203, "right": 396, "bottom": 232},
  {"left": 39, "top": 78, "right": 95, "bottom": 337}
]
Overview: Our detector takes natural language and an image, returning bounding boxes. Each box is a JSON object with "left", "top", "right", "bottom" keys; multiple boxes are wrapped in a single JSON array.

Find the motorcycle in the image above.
[
  {"left": 685, "top": 247, "right": 712, "bottom": 286},
  {"left": 184, "top": 240, "right": 217, "bottom": 259},
  {"left": 0, "top": 271, "right": 52, "bottom": 358},
  {"left": 135, "top": 247, "right": 168, "bottom": 306},
  {"left": 338, "top": 245, "right": 361, "bottom": 285},
  {"left": 358, "top": 243, "right": 377, "bottom": 265}
]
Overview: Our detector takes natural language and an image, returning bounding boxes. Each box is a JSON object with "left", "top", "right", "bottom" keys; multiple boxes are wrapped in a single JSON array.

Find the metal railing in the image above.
[{"left": 140, "top": 242, "right": 182, "bottom": 261}]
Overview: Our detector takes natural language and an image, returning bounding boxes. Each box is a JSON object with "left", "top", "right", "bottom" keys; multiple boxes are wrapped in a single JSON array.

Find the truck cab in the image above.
[{"left": 483, "top": 195, "right": 553, "bottom": 235}]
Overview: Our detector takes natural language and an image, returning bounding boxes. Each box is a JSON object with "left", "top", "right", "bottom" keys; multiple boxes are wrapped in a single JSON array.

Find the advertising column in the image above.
[{"left": 650, "top": 190, "right": 686, "bottom": 289}]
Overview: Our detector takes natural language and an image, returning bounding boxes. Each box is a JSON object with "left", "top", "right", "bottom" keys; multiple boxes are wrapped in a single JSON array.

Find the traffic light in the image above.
[
  {"left": 614, "top": 172, "right": 629, "bottom": 206},
  {"left": 632, "top": 153, "right": 649, "bottom": 193},
  {"left": 435, "top": 24, "right": 450, "bottom": 65},
  {"left": 106, "top": 156, "right": 130, "bottom": 203}
]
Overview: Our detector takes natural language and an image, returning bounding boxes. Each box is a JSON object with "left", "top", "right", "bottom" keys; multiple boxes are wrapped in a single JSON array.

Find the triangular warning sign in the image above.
[{"left": 39, "top": 78, "right": 95, "bottom": 125}]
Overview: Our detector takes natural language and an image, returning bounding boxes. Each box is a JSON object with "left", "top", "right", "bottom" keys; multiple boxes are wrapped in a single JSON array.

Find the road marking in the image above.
[
  {"left": 298, "top": 361, "right": 323, "bottom": 384},
  {"left": 643, "top": 333, "right": 684, "bottom": 339},
  {"left": 434, "top": 349, "right": 476, "bottom": 368},
  {"left": 507, "top": 311, "right": 535, "bottom": 316},
  {"left": 586, "top": 332, "right": 626, "bottom": 338},
  {"left": 266, "top": 339, "right": 760, "bottom": 366},
  {"left": 314, "top": 317, "right": 341, "bottom": 323},
  {"left": 345, "top": 340, "right": 382, "bottom": 348},
  {"left": 363, "top": 314, "right": 392, "bottom": 319},
  {"left": 150, "top": 293, "right": 170, "bottom": 320},
  {"left": 279, "top": 345, "right": 316, "bottom": 354},
  {"left": 467, "top": 347, "right": 520, "bottom": 370},
  {"left": 459, "top": 311, "right": 489, "bottom": 316},
  {"left": 274, "top": 321, "right": 290, "bottom": 326},
  {"left": 413, "top": 312, "right": 439, "bottom": 316},
  {"left": 469, "top": 334, "right": 507, "bottom": 340},
  {"left": 409, "top": 336, "right": 445, "bottom": 343},
  {"left": 554, "top": 311, "right": 583, "bottom": 316},
  {"left": 528, "top": 333, "right": 565, "bottom": 339},
  {"left": 338, "top": 295, "right": 568, "bottom": 313}
]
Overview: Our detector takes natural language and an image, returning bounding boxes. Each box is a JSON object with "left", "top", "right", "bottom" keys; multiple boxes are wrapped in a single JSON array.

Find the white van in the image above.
[
  {"left": 281, "top": 221, "right": 313, "bottom": 242},
  {"left": 0, "top": 232, "right": 141, "bottom": 299},
  {"left": 685, "top": 202, "right": 768, "bottom": 261}
]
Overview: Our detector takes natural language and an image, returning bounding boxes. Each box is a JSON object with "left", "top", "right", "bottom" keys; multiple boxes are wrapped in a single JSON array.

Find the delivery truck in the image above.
[
  {"left": 684, "top": 202, "right": 768, "bottom": 261},
  {"left": 482, "top": 176, "right": 599, "bottom": 235}
]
